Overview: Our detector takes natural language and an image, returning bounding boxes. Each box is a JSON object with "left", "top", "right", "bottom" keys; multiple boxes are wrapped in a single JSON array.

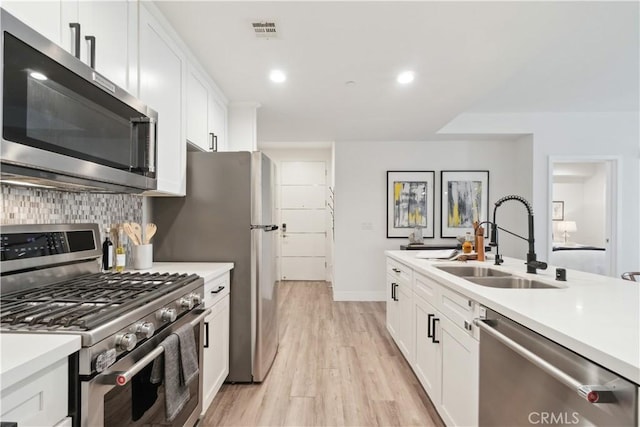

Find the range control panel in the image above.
[{"left": 0, "top": 230, "right": 96, "bottom": 261}]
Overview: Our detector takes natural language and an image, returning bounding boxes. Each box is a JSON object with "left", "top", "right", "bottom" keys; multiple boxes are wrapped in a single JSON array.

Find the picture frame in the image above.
[
  {"left": 386, "top": 171, "right": 435, "bottom": 238},
  {"left": 440, "top": 170, "right": 490, "bottom": 238},
  {"left": 552, "top": 201, "right": 564, "bottom": 221}
]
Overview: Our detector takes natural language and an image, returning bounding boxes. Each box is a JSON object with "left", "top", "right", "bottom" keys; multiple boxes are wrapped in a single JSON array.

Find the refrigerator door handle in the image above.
[{"left": 250, "top": 225, "right": 279, "bottom": 231}]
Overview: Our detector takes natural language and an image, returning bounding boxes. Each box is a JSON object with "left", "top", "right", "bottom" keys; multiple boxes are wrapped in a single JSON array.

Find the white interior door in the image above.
[{"left": 280, "top": 161, "right": 327, "bottom": 280}]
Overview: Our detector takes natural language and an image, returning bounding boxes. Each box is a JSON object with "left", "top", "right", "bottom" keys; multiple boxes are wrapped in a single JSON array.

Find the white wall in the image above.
[
  {"left": 440, "top": 112, "right": 639, "bottom": 275},
  {"left": 333, "top": 139, "right": 532, "bottom": 301}
]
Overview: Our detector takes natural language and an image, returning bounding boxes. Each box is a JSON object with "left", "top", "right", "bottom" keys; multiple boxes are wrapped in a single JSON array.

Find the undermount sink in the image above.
[
  {"left": 435, "top": 265, "right": 563, "bottom": 289},
  {"left": 436, "top": 266, "right": 512, "bottom": 278},
  {"left": 465, "top": 277, "right": 563, "bottom": 289}
]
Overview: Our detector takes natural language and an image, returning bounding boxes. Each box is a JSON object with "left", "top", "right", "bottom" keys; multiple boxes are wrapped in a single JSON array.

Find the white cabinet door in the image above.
[
  {"left": 414, "top": 296, "right": 441, "bottom": 403},
  {"left": 438, "top": 313, "right": 479, "bottom": 427},
  {"left": 186, "top": 64, "right": 210, "bottom": 152},
  {"left": 2, "top": 1, "right": 65, "bottom": 47},
  {"left": 386, "top": 274, "right": 399, "bottom": 340},
  {"left": 139, "top": 5, "right": 186, "bottom": 196},
  {"left": 202, "top": 294, "right": 230, "bottom": 415},
  {"left": 208, "top": 93, "right": 227, "bottom": 151},
  {"left": 396, "top": 280, "right": 415, "bottom": 364},
  {"left": 77, "top": 0, "right": 134, "bottom": 91}
]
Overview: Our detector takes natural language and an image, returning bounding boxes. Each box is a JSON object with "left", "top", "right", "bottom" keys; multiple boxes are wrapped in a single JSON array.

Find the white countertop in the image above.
[
  {"left": 0, "top": 333, "right": 81, "bottom": 390},
  {"left": 386, "top": 250, "right": 640, "bottom": 385},
  {"left": 135, "top": 262, "right": 234, "bottom": 282}
]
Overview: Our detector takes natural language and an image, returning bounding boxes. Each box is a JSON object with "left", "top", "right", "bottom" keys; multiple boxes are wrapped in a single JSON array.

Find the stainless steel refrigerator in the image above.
[{"left": 153, "top": 151, "right": 278, "bottom": 383}]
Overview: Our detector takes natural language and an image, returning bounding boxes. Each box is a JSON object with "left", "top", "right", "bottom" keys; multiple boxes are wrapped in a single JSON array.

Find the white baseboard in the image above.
[{"left": 332, "top": 290, "right": 386, "bottom": 301}]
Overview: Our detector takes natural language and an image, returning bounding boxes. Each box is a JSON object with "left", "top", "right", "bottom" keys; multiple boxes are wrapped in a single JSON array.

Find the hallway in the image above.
[{"left": 201, "top": 281, "right": 442, "bottom": 426}]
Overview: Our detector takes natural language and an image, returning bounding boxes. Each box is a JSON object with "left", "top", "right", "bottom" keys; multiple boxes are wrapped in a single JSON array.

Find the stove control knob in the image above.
[
  {"left": 135, "top": 321, "right": 155, "bottom": 339},
  {"left": 189, "top": 293, "right": 202, "bottom": 306},
  {"left": 158, "top": 307, "right": 177, "bottom": 323},
  {"left": 115, "top": 333, "right": 137, "bottom": 352},
  {"left": 180, "top": 296, "right": 195, "bottom": 310}
]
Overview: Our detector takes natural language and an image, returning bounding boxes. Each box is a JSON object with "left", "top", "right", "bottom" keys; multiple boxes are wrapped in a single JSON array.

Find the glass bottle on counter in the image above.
[
  {"left": 102, "top": 229, "right": 114, "bottom": 271},
  {"left": 462, "top": 232, "right": 474, "bottom": 254},
  {"left": 115, "top": 227, "right": 126, "bottom": 272}
]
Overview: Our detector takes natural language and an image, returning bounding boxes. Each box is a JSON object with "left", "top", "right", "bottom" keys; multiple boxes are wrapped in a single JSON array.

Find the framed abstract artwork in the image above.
[
  {"left": 440, "top": 170, "right": 489, "bottom": 238},
  {"left": 386, "top": 171, "right": 435, "bottom": 238}
]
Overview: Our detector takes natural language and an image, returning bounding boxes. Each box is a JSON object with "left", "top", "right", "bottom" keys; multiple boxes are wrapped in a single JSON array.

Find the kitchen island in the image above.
[
  {"left": 385, "top": 250, "right": 639, "bottom": 426},
  {"left": 386, "top": 250, "right": 640, "bottom": 383}
]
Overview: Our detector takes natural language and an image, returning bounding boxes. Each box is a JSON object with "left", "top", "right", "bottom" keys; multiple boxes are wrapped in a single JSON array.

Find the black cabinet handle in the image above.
[
  {"left": 431, "top": 318, "right": 440, "bottom": 344},
  {"left": 427, "top": 313, "right": 434, "bottom": 338},
  {"left": 211, "top": 133, "right": 218, "bottom": 152},
  {"left": 391, "top": 283, "right": 399, "bottom": 301},
  {"left": 211, "top": 285, "right": 225, "bottom": 294},
  {"left": 85, "top": 35, "right": 96, "bottom": 68},
  {"left": 69, "top": 23, "right": 81, "bottom": 59},
  {"left": 209, "top": 133, "right": 215, "bottom": 151},
  {"left": 204, "top": 321, "right": 210, "bottom": 348}
]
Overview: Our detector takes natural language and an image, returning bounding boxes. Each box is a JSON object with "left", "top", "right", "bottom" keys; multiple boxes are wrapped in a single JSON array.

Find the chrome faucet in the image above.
[{"left": 489, "top": 195, "right": 548, "bottom": 274}]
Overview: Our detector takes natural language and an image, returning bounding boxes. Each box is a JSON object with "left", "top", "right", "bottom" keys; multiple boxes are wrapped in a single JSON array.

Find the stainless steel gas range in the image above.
[{"left": 0, "top": 223, "right": 209, "bottom": 427}]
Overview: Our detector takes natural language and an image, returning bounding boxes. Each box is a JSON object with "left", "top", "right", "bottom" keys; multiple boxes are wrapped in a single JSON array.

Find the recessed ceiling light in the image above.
[
  {"left": 269, "top": 70, "right": 286, "bottom": 83},
  {"left": 30, "top": 71, "right": 48, "bottom": 81},
  {"left": 397, "top": 71, "right": 415, "bottom": 85}
]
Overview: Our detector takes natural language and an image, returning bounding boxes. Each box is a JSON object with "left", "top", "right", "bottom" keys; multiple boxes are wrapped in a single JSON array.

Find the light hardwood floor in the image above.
[{"left": 201, "top": 281, "right": 444, "bottom": 427}]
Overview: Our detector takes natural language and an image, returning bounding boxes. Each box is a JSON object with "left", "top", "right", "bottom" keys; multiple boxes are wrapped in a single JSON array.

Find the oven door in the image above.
[{"left": 80, "top": 308, "right": 209, "bottom": 427}]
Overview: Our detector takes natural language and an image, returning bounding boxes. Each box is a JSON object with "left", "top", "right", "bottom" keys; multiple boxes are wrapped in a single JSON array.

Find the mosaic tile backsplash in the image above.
[{"left": 1, "top": 184, "right": 143, "bottom": 262}]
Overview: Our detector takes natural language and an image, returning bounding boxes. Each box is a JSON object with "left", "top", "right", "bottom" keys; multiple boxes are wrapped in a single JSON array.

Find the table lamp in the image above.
[{"left": 557, "top": 221, "right": 577, "bottom": 244}]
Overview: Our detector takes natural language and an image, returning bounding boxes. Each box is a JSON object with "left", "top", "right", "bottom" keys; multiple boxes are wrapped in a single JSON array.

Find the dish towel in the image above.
[
  {"left": 174, "top": 323, "right": 199, "bottom": 385},
  {"left": 151, "top": 334, "right": 190, "bottom": 422}
]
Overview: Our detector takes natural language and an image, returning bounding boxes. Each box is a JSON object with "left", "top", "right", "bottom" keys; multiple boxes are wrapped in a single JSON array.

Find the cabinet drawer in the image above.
[
  {"left": 1, "top": 358, "right": 68, "bottom": 427},
  {"left": 204, "top": 272, "right": 230, "bottom": 307},
  {"left": 414, "top": 271, "right": 440, "bottom": 307},
  {"left": 386, "top": 258, "right": 412, "bottom": 285},
  {"left": 439, "top": 285, "right": 475, "bottom": 335}
]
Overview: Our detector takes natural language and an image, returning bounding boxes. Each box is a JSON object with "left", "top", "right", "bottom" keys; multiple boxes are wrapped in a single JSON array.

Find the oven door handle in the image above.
[
  {"left": 102, "top": 308, "right": 211, "bottom": 386},
  {"left": 474, "top": 318, "right": 616, "bottom": 404}
]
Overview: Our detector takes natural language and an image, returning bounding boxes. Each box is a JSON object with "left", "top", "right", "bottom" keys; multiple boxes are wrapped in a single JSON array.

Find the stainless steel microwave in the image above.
[{"left": 0, "top": 9, "right": 157, "bottom": 193}]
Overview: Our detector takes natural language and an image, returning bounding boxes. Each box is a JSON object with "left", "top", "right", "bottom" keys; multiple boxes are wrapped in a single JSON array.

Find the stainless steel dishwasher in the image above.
[{"left": 475, "top": 307, "right": 638, "bottom": 426}]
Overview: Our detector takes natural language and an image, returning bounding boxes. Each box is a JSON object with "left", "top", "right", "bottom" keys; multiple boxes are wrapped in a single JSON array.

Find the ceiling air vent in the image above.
[{"left": 252, "top": 21, "right": 278, "bottom": 39}]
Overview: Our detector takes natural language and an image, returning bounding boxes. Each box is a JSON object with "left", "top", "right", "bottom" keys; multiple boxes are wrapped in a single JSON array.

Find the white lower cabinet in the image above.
[
  {"left": 386, "top": 274, "right": 399, "bottom": 340},
  {"left": 439, "top": 313, "right": 479, "bottom": 426},
  {"left": 0, "top": 358, "right": 69, "bottom": 427},
  {"left": 414, "top": 296, "right": 441, "bottom": 402},
  {"left": 387, "top": 258, "right": 479, "bottom": 426},
  {"left": 396, "top": 279, "right": 415, "bottom": 364},
  {"left": 202, "top": 273, "right": 231, "bottom": 415}
]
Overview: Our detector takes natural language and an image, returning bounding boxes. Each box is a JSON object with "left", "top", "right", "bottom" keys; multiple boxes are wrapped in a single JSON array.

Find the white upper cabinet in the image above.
[
  {"left": 77, "top": 1, "right": 136, "bottom": 91},
  {"left": 139, "top": 4, "right": 186, "bottom": 196},
  {"left": 209, "top": 90, "right": 227, "bottom": 151},
  {"left": 2, "top": 1, "right": 135, "bottom": 92},
  {"left": 186, "top": 61, "right": 228, "bottom": 152},
  {"left": 2, "top": 1, "right": 67, "bottom": 47},
  {"left": 186, "top": 64, "right": 211, "bottom": 152}
]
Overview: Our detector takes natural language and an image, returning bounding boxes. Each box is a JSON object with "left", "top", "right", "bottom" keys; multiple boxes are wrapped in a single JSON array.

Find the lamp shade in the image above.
[{"left": 558, "top": 221, "right": 577, "bottom": 233}]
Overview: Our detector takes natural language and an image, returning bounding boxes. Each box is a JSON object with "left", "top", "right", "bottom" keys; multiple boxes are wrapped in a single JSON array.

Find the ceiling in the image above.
[{"left": 153, "top": 1, "right": 639, "bottom": 143}]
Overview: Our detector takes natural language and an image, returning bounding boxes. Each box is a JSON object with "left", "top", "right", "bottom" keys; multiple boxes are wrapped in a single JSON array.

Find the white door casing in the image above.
[{"left": 280, "top": 161, "right": 327, "bottom": 281}]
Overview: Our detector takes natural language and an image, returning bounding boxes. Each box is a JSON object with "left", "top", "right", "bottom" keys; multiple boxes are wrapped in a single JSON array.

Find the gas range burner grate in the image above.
[{"left": 0, "top": 272, "right": 199, "bottom": 331}]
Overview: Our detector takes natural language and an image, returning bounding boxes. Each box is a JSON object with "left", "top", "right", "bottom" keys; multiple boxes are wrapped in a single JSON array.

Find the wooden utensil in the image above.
[
  {"left": 145, "top": 223, "right": 157, "bottom": 244},
  {"left": 122, "top": 222, "right": 140, "bottom": 245},
  {"left": 130, "top": 222, "right": 143, "bottom": 246}
]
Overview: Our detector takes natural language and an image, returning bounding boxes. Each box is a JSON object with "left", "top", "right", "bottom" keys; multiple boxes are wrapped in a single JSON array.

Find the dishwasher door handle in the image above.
[{"left": 474, "top": 318, "right": 616, "bottom": 404}]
